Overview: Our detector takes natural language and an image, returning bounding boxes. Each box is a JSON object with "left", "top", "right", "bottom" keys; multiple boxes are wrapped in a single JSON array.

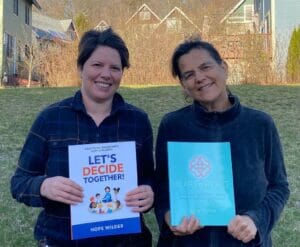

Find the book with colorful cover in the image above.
[
  {"left": 167, "top": 142, "right": 235, "bottom": 226},
  {"left": 68, "top": 141, "right": 140, "bottom": 240}
]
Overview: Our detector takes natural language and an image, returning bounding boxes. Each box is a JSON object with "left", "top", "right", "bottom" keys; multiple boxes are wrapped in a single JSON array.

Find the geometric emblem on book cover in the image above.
[{"left": 189, "top": 156, "right": 211, "bottom": 178}]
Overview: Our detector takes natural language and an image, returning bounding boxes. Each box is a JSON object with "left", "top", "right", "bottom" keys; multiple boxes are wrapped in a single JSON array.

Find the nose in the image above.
[
  {"left": 195, "top": 70, "right": 206, "bottom": 83},
  {"left": 100, "top": 66, "right": 111, "bottom": 80}
]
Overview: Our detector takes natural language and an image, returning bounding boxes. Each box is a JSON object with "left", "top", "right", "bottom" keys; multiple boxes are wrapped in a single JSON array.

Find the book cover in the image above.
[
  {"left": 68, "top": 141, "right": 141, "bottom": 240},
  {"left": 167, "top": 142, "right": 235, "bottom": 226}
]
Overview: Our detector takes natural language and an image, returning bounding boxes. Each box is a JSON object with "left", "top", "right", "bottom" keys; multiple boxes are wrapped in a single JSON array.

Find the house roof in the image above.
[
  {"left": 125, "top": 3, "right": 161, "bottom": 25},
  {"left": 156, "top": 6, "right": 200, "bottom": 32},
  {"left": 28, "top": 0, "right": 42, "bottom": 10},
  {"left": 32, "top": 12, "right": 76, "bottom": 41},
  {"left": 220, "top": 0, "right": 247, "bottom": 23},
  {"left": 95, "top": 20, "right": 110, "bottom": 31}
]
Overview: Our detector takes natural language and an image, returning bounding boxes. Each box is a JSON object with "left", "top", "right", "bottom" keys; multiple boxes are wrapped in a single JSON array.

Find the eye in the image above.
[
  {"left": 202, "top": 65, "right": 211, "bottom": 71},
  {"left": 111, "top": 66, "right": 121, "bottom": 72},
  {"left": 93, "top": 63, "right": 102, "bottom": 67},
  {"left": 183, "top": 73, "right": 193, "bottom": 80}
]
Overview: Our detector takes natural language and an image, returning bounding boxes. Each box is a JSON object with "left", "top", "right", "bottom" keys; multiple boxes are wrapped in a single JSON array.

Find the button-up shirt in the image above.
[{"left": 11, "top": 90, "right": 154, "bottom": 242}]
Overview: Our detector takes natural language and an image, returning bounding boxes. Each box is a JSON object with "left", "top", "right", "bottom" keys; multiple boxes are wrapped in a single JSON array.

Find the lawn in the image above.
[{"left": 0, "top": 85, "right": 299, "bottom": 246}]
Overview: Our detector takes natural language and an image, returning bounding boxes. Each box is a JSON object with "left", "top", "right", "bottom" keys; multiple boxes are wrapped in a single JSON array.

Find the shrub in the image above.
[{"left": 286, "top": 27, "right": 300, "bottom": 83}]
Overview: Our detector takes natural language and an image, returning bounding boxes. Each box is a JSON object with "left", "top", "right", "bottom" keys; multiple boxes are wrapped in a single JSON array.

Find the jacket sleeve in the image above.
[
  {"left": 245, "top": 119, "right": 289, "bottom": 243},
  {"left": 10, "top": 113, "right": 48, "bottom": 207},
  {"left": 154, "top": 118, "right": 171, "bottom": 230}
]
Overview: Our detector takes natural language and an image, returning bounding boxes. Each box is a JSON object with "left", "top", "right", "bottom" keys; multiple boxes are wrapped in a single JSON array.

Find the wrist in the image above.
[{"left": 40, "top": 177, "right": 48, "bottom": 197}]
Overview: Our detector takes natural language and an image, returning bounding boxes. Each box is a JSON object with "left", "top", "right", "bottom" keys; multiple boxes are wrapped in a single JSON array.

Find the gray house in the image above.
[
  {"left": 221, "top": 0, "right": 255, "bottom": 34},
  {"left": 32, "top": 12, "right": 77, "bottom": 44},
  {"left": 0, "top": 0, "right": 41, "bottom": 85},
  {"left": 254, "top": 0, "right": 300, "bottom": 78}
]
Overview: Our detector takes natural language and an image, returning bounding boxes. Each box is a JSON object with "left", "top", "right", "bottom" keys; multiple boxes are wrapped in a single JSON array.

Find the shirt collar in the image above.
[
  {"left": 192, "top": 94, "right": 241, "bottom": 125},
  {"left": 71, "top": 90, "right": 126, "bottom": 115}
]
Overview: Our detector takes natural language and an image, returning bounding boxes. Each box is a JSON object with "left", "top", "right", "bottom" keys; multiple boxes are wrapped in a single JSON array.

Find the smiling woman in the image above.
[
  {"left": 80, "top": 46, "right": 123, "bottom": 104},
  {"left": 178, "top": 48, "right": 230, "bottom": 112},
  {"left": 77, "top": 30, "right": 129, "bottom": 125},
  {"left": 154, "top": 38, "right": 290, "bottom": 247},
  {"left": 10, "top": 28, "right": 155, "bottom": 247}
]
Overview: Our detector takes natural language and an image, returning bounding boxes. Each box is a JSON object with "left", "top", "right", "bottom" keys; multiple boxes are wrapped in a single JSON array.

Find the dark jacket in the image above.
[
  {"left": 11, "top": 91, "right": 154, "bottom": 246},
  {"left": 154, "top": 95, "right": 289, "bottom": 247}
]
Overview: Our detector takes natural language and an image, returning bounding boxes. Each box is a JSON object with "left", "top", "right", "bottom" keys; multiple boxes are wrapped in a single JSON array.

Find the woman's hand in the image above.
[
  {"left": 40, "top": 176, "right": 84, "bottom": 205},
  {"left": 125, "top": 185, "right": 154, "bottom": 212},
  {"left": 228, "top": 215, "right": 257, "bottom": 243},
  {"left": 165, "top": 211, "right": 202, "bottom": 236}
]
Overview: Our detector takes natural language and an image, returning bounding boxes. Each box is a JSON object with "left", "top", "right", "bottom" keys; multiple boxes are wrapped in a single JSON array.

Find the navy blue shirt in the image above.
[
  {"left": 155, "top": 95, "right": 289, "bottom": 247},
  {"left": 11, "top": 90, "right": 154, "bottom": 244}
]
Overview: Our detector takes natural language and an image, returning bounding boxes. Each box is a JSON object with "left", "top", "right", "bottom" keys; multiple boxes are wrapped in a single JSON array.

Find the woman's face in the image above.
[
  {"left": 80, "top": 45, "right": 123, "bottom": 104},
  {"left": 178, "top": 48, "right": 229, "bottom": 111}
]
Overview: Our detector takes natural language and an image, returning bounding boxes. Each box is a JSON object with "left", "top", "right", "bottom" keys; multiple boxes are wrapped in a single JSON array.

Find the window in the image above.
[
  {"left": 166, "top": 17, "right": 182, "bottom": 31},
  {"left": 244, "top": 5, "right": 254, "bottom": 22},
  {"left": 4, "top": 33, "right": 15, "bottom": 58},
  {"left": 13, "top": 0, "right": 18, "bottom": 15},
  {"left": 25, "top": 5, "right": 30, "bottom": 25},
  {"left": 139, "top": 9, "right": 151, "bottom": 21}
]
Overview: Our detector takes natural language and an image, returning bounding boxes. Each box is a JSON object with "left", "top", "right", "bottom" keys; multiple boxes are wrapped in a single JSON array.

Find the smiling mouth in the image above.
[
  {"left": 198, "top": 82, "right": 214, "bottom": 90},
  {"left": 94, "top": 81, "right": 112, "bottom": 88}
]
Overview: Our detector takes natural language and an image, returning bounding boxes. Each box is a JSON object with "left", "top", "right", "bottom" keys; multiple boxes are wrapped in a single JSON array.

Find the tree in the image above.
[
  {"left": 18, "top": 41, "right": 46, "bottom": 87},
  {"left": 286, "top": 27, "right": 300, "bottom": 83},
  {"left": 74, "top": 12, "right": 90, "bottom": 37}
]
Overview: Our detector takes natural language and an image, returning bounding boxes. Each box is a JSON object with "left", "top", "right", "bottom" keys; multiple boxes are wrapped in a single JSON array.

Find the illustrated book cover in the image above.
[
  {"left": 68, "top": 141, "right": 141, "bottom": 240},
  {"left": 167, "top": 142, "right": 235, "bottom": 226}
]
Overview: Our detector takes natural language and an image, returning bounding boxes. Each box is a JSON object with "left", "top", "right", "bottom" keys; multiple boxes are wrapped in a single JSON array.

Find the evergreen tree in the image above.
[{"left": 286, "top": 27, "right": 300, "bottom": 83}]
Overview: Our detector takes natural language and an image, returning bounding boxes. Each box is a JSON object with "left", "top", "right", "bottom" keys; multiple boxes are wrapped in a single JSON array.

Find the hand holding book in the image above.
[
  {"left": 125, "top": 185, "right": 154, "bottom": 212},
  {"left": 164, "top": 211, "right": 202, "bottom": 236},
  {"left": 228, "top": 215, "right": 257, "bottom": 243},
  {"left": 40, "top": 176, "right": 83, "bottom": 205}
]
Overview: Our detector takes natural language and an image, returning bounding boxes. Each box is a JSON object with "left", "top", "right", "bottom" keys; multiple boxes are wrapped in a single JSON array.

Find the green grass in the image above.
[{"left": 0, "top": 85, "right": 299, "bottom": 246}]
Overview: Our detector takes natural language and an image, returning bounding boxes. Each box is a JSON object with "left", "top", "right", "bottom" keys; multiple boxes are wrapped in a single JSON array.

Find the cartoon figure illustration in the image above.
[
  {"left": 115, "top": 200, "right": 121, "bottom": 209},
  {"left": 95, "top": 193, "right": 101, "bottom": 204},
  {"left": 89, "top": 201, "right": 98, "bottom": 213},
  {"left": 88, "top": 187, "right": 122, "bottom": 214},
  {"left": 113, "top": 187, "right": 120, "bottom": 201},
  {"left": 102, "top": 186, "right": 112, "bottom": 203}
]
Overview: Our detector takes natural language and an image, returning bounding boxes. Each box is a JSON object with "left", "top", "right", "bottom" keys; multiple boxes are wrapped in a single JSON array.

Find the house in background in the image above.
[
  {"left": 221, "top": 0, "right": 255, "bottom": 34},
  {"left": 125, "top": 3, "right": 161, "bottom": 37},
  {"left": 0, "top": 0, "right": 41, "bottom": 85},
  {"left": 154, "top": 6, "right": 200, "bottom": 35},
  {"left": 254, "top": 0, "right": 300, "bottom": 78},
  {"left": 95, "top": 20, "right": 109, "bottom": 31},
  {"left": 32, "top": 11, "right": 77, "bottom": 44}
]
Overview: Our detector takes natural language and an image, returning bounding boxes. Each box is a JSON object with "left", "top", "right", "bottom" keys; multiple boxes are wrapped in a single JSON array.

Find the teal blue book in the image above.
[{"left": 167, "top": 142, "right": 235, "bottom": 226}]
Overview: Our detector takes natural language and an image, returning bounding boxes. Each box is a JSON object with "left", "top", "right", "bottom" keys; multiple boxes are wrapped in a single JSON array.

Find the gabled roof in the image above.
[
  {"left": 28, "top": 0, "right": 42, "bottom": 10},
  {"left": 125, "top": 3, "right": 161, "bottom": 25},
  {"left": 95, "top": 20, "right": 110, "bottom": 31},
  {"left": 220, "top": 0, "right": 247, "bottom": 23},
  {"left": 156, "top": 6, "right": 200, "bottom": 31},
  {"left": 32, "top": 12, "right": 77, "bottom": 41},
  {"left": 60, "top": 19, "right": 74, "bottom": 30}
]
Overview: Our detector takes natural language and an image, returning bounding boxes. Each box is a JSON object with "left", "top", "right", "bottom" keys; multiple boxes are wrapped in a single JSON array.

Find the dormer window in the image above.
[
  {"left": 166, "top": 17, "right": 182, "bottom": 31},
  {"left": 139, "top": 9, "right": 151, "bottom": 20}
]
